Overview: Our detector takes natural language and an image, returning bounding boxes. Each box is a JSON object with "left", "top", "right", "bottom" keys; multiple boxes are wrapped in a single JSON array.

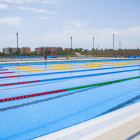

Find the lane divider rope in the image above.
[
  {"left": 0, "top": 69, "right": 8, "bottom": 71},
  {"left": 0, "top": 64, "right": 140, "bottom": 79},
  {"left": 0, "top": 89, "right": 67, "bottom": 102},
  {"left": 0, "top": 68, "right": 139, "bottom": 87},
  {"left": 0, "top": 80, "right": 40, "bottom": 86},
  {"left": 0, "top": 76, "right": 140, "bottom": 102},
  {"left": 0, "top": 75, "right": 25, "bottom": 79},
  {"left": 0, "top": 71, "right": 15, "bottom": 74},
  {"left": 1, "top": 62, "right": 139, "bottom": 74}
]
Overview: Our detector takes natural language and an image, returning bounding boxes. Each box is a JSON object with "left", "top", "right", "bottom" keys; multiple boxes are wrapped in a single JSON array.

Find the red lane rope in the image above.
[
  {"left": 0, "top": 71, "right": 15, "bottom": 74},
  {"left": 0, "top": 69, "right": 8, "bottom": 71},
  {"left": 0, "top": 80, "right": 40, "bottom": 86},
  {"left": 0, "top": 89, "right": 67, "bottom": 102},
  {"left": 0, "top": 75, "right": 25, "bottom": 79}
]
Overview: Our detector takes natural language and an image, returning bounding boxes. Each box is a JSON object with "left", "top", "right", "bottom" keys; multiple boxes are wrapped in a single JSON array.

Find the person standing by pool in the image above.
[{"left": 44, "top": 53, "right": 46, "bottom": 60}]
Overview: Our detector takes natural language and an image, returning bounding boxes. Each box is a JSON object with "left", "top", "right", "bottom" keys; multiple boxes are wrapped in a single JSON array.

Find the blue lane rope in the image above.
[
  {"left": 24, "top": 64, "right": 140, "bottom": 77},
  {"left": 40, "top": 68, "right": 140, "bottom": 82}
]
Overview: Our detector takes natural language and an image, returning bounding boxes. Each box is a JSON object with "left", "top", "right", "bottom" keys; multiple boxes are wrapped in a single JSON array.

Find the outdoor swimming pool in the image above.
[{"left": 0, "top": 59, "right": 140, "bottom": 140}]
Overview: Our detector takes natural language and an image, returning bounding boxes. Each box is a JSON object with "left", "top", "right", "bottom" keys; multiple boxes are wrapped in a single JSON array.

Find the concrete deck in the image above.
[{"left": 92, "top": 116, "right": 140, "bottom": 140}]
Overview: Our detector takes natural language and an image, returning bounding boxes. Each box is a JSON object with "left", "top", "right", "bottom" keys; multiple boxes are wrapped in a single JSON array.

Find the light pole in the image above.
[
  {"left": 113, "top": 34, "right": 114, "bottom": 50},
  {"left": 93, "top": 37, "right": 94, "bottom": 51},
  {"left": 16, "top": 33, "right": 18, "bottom": 56},
  {"left": 71, "top": 36, "right": 72, "bottom": 57},
  {"left": 119, "top": 41, "right": 121, "bottom": 49}
]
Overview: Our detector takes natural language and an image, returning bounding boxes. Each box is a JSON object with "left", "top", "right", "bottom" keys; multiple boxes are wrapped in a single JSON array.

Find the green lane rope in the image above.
[
  {"left": 66, "top": 76, "right": 140, "bottom": 91},
  {"left": 1, "top": 76, "right": 140, "bottom": 102}
]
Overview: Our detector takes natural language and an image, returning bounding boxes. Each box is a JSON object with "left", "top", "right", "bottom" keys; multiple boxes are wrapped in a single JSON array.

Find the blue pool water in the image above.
[{"left": 0, "top": 60, "right": 140, "bottom": 140}]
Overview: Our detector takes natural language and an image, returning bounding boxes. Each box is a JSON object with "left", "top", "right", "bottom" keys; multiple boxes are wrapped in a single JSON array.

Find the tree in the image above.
[
  {"left": 44, "top": 50, "right": 51, "bottom": 55},
  {"left": 0, "top": 52, "right": 5, "bottom": 57},
  {"left": 15, "top": 51, "right": 20, "bottom": 56},
  {"left": 39, "top": 51, "right": 43, "bottom": 56}
]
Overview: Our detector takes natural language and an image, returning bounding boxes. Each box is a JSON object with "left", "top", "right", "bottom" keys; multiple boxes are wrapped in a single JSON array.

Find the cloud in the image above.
[
  {"left": 0, "top": 0, "right": 58, "bottom": 4},
  {"left": 31, "top": 16, "right": 49, "bottom": 20},
  {"left": 19, "top": 6, "right": 58, "bottom": 14},
  {"left": 68, "top": 20, "right": 91, "bottom": 29},
  {"left": 83, "top": 20, "right": 90, "bottom": 23},
  {"left": 19, "top": 6, "right": 46, "bottom": 13},
  {"left": 38, "top": 17, "right": 49, "bottom": 20},
  {"left": 72, "top": 21, "right": 83, "bottom": 28},
  {"left": 30, "top": 26, "right": 140, "bottom": 50},
  {"left": 0, "top": 17, "right": 23, "bottom": 25},
  {"left": 0, "top": 0, "right": 24, "bottom": 4},
  {"left": 0, "top": 3, "right": 8, "bottom": 9},
  {"left": 40, "top": 1, "right": 57, "bottom": 4}
]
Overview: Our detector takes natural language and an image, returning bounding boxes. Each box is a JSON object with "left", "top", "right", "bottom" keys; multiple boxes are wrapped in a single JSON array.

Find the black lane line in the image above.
[
  {"left": 97, "top": 92, "right": 140, "bottom": 117},
  {"left": 126, "top": 131, "right": 140, "bottom": 140}
]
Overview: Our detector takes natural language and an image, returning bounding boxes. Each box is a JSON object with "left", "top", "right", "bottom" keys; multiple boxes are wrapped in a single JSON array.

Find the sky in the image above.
[{"left": 0, "top": 0, "right": 140, "bottom": 52}]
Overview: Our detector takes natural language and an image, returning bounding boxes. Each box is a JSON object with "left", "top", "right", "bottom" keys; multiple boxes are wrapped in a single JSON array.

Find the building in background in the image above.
[
  {"left": 35, "top": 46, "right": 62, "bottom": 52},
  {"left": 3, "top": 48, "right": 5, "bottom": 53},
  {"left": 12, "top": 48, "right": 22, "bottom": 53},
  {"left": 35, "top": 47, "right": 47, "bottom": 52},
  {"left": 64, "top": 48, "right": 71, "bottom": 50},
  {"left": 82, "top": 49, "right": 90, "bottom": 52},
  {"left": 2, "top": 47, "right": 30, "bottom": 54},
  {"left": 47, "top": 47, "right": 62, "bottom": 51},
  {"left": 3, "top": 47, "right": 12, "bottom": 54},
  {"left": 22, "top": 47, "right": 31, "bottom": 53}
]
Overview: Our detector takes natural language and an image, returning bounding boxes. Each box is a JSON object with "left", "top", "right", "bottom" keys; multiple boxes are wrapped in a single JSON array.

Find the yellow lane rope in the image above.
[
  {"left": 14, "top": 63, "right": 139, "bottom": 73},
  {"left": 3, "top": 60, "right": 140, "bottom": 71},
  {"left": 3, "top": 60, "right": 140, "bottom": 69}
]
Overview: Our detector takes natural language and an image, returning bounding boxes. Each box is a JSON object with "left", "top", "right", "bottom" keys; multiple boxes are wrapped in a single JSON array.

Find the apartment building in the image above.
[
  {"left": 2, "top": 47, "right": 30, "bottom": 54},
  {"left": 35, "top": 47, "right": 47, "bottom": 52},
  {"left": 22, "top": 47, "right": 31, "bottom": 53},
  {"left": 47, "top": 47, "right": 62, "bottom": 51},
  {"left": 35, "top": 46, "right": 62, "bottom": 52},
  {"left": 3, "top": 47, "right": 12, "bottom": 54}
]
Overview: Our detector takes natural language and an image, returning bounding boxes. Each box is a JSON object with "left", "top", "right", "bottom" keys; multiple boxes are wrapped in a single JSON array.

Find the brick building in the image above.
[
  {"left": 35, "top": 46, "right": 62, "bottom": 52},
  {"left": 35, "top": 47, "right": 47, "bottom": 52},
  {"left": 2, "top": 47, "right": 30, "bottom": 54},
  {"left": 22, "top": 47, "right": 31, "bottom": 53},
  {"left": 47, "top": 47, "right": 62, "bottom": 51}
]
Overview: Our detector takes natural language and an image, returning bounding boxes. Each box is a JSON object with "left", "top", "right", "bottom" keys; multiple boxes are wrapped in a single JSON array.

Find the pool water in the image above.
[{"left": 0, "top": 59, "right": 140, "bottom": 140}]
